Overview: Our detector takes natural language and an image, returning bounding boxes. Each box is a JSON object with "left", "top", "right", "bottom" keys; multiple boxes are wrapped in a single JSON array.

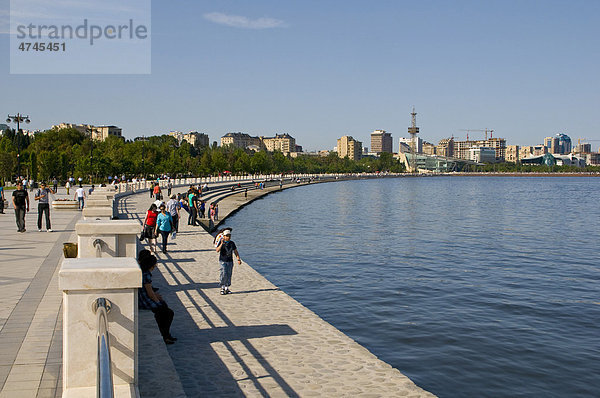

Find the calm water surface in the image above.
[{"left": 226, "top": 177, "right": 600, "bottom": 397}]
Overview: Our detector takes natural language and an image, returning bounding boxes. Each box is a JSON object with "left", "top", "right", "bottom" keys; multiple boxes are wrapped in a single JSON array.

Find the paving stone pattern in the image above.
[{"left": 0, "top": 186, "right": 79, "bottom": 398}]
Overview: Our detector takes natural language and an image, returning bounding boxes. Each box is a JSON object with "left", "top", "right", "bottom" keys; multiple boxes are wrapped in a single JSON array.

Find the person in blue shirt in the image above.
[{"left": 155, "top": 203, "right": 173, "bottom": 254}]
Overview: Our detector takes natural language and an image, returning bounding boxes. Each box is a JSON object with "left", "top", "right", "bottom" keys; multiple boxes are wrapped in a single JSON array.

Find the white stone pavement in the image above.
[
  {"left": 125, "top": 185, "right": 435, "bottom": 397},
  {"left": 0, "top": 186, "right": 81, "bottom": 398}
]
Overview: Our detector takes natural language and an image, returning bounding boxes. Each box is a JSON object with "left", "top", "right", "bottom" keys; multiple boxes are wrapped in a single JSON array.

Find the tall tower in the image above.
[{"left": 407, "top": 107, "right": 419, "bottom": 172}]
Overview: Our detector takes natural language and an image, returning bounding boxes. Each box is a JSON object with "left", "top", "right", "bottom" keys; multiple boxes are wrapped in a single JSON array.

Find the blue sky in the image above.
[{"left": 1, "top": 0, "right": 599, "bottom": 151}]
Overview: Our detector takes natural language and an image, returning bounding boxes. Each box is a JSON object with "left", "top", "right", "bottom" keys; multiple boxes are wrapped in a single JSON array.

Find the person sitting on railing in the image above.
[{"left": 137, "top": 250, "right": 177, "bottom": 345}]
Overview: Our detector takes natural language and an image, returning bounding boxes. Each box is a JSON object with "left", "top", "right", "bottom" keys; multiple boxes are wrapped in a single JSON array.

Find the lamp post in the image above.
[
  {"left": 86, "top": 126, "right": 95, "bottom": 184},
  {"left": 6, "top": 113, "right": 30, "bottom": 180},
  {"left": 90, "top": 139, "right": 94, "bottom": 184},
  {"left": 139, "top": 136, "right": 148, "bottom": 179}
]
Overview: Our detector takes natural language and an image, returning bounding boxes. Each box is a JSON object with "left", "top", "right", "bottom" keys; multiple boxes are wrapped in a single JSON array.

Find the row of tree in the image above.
[
  {"left": 0, "top": 127, "right": 405, "bottom": 183},
  {"left": 2, "top": 127, "right": 598, "bottom": 184}
]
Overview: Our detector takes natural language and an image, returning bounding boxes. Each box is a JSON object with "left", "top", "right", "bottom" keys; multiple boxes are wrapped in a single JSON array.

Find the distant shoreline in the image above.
[{"left": 440, "top": 172, "right": 600, "bottom": 177}]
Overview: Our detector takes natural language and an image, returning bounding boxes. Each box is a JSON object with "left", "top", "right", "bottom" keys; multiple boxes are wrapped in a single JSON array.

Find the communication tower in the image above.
[{"left": 407, "top": 107, "right": 419, "bottom": 172}]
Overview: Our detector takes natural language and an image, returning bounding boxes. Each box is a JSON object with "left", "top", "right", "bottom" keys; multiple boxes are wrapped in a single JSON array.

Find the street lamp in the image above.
[
  {"left": 139, "top": 136, "right": 148, "bottom": 178},
  {"left": 90, "top": 140, "right": 94, "bottom": 184},
  {"left": 6, "top": 113, "right": 30, "bottom": 179}
]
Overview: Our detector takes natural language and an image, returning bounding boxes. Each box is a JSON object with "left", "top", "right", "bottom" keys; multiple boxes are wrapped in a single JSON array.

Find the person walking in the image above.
[
  {"left": 12, "top": 181, "right": 29, "bottom": 233},
  {"left": 74, "top": 185, "right": 86, "bottom": 210},
  {"left": 78, "top": 177, "right": 83, "bottom": 187},
  {"left": 166, "top": 194, "right": 180, "bottom": 238},
  {"left": 188, "top": 189, "right": 198, "bottom": 226},
  {"left": 167, "top": 180, "right": 172, "bottom": 197},
  {"left": 215, "top": 229, "right": 241, "bottom": 295},
  {"left": 153, "top": 183, "right": 162, "bottom": 201},
  {"left": 143, "top": 203, "right": 159, "bottom": 253},
  {"left": 155, "top": 204, "right": 173, "bottom": 254},
  {"left": 35, "top": 182, "right": 54, "bottom": 232},
  {"left": 52, "top": 178, "right": 58, "bottom": 193},
  {"left": 214, "top": 203, "right": 219, "bottom": 221},
  {"left": 0, "top": 181, "right": 5, "bottom": 214},
  {"left": 137, "top": 251, "right": 177, "bottom": 344},
  {"left": 209, "top": 203, "right": 216, "bottom": 230},
  {"left": 65, "top": 180, "right": 70, "bottom": 195},
  {"left": 199, "top": 200, "right": 206, "bottom": 219}
]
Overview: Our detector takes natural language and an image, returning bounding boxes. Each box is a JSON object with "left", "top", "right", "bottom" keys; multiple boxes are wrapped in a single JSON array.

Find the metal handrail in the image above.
[{"left": 93, "top": 298, "right": 114, "bottom": 398}]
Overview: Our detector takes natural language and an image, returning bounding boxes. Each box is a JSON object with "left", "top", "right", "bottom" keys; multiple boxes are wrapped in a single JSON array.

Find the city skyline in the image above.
[{"left": 1, "top": 0, "right": 599, "bottom": 151}]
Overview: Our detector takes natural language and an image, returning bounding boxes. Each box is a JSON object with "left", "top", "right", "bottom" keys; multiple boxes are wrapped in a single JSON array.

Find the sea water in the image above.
[{"left": 227, "top": 177, "right": 600, "bottom": 397}]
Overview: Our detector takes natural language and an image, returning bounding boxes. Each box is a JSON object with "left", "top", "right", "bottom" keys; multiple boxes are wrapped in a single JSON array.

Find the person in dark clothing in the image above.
[
  {"left": 188, "top": 190, "right": 199, "bottom": 225},
  {"left": 199, "top": 200, "right": 206, "bottom": 218},
  {"left": 137, "top": 251, "right": 177, "bottom": 344},
  {"left": 35, "top": 182, "right": 54, "bottom": 232},
  {"left": 215, "top": 229, "right": 242, "bottom": 295},
  {"left": 12, "top": 182, "right": 29, "bottom": 232}
]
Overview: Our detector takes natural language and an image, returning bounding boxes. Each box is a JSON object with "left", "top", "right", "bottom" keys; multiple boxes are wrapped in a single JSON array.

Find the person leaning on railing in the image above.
[{"left": 137, "top": 250, "right": 177, "bottom": 344}]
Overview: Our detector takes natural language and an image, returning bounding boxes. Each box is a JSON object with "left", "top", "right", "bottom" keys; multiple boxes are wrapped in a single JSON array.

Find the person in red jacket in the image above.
[{"left": 142, "top": 203, "right": 159, "bottom": 253}]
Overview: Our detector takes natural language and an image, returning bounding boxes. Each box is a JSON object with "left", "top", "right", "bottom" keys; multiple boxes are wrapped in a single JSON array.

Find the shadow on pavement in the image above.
[{"left": 150, "top": 252, "right": 299, "bottom": 397}]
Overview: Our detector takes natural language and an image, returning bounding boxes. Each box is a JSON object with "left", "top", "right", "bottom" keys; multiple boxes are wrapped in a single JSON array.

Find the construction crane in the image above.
[{"left": 459, "top": 128, "right": 494, "bottom": 141}]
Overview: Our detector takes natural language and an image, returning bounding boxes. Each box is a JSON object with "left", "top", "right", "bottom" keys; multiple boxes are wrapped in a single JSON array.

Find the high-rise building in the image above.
[
  {"left": 370, "top": 130, "right": 393, "bottom": 154},
  {"left": 544, "top": 133, "right": 572, "bottom": 154},
  {"left": 337, "top": 136, "right": 362, "bottom": 160},
  {"left": 574, "top": 143, "right": 592, "bottom": 154},
  {"left": 453, "top": 137, "right": 506, "bottom": 161}
]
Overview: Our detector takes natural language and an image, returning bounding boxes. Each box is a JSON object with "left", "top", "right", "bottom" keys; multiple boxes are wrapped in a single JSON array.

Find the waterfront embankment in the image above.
[{"left": 121, "top": 179, "right": 435, "bottom": 397}]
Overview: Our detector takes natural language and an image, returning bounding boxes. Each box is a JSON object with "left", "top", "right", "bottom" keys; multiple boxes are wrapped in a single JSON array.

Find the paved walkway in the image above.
[
  {"left": 0, "top": 186, "right": 80, "bottom": 398},
  {"left": 127, "top": 185, "right": 434, "bottom": 397}
]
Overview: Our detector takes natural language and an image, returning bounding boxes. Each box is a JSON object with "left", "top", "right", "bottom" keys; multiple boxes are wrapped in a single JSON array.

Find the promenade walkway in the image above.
[
  {"left": 0, "top": 187, "right": 80, "bottom": 398},
  {"left": 0, "top": 178, "right": 434, "bottom": 397}
]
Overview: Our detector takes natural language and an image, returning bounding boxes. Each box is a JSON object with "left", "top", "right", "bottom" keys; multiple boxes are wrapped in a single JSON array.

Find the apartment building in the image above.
[
  {"left": 505, "top": 145, "right": 520, "bottom": 163},
  {"left": 53, "top": 123, "right": 122, "bottom": 141},
  {"left": 262, "top": 133, "right": 296, "bottom": 153},
  {"left": 337, "top": 136, "right": 362, "bottom": 160},
  {"left": 221, "top": 132, "right": 262, "bottom": 149}
]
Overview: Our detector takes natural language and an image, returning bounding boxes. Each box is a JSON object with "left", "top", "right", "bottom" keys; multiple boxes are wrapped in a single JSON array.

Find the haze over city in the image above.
[{"left": 1, "top": 0, "right": 599, "bottom": 151}]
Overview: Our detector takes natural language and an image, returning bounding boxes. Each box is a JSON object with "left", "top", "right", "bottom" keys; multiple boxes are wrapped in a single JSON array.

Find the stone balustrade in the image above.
[
  {"left": 59, "top": 257, "right": 141, "bottom": 398},
  {"left": 59, "top": 215, "right": 143, "bottom": 396},
  {"left": 75, "top": 220, "right": 141, "bottom": 258}
]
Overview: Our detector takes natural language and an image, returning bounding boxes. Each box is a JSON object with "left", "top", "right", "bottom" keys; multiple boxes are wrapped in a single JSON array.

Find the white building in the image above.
[
  {"left": 469, "top": 147, "right": 496, "bottom": 163},
  {"left": 399, "top": 137, "right": 423, "bottom": 154}
]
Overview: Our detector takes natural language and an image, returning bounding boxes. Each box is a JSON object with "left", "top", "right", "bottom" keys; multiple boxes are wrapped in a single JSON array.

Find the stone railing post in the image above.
[
  {"left": 59, "top": 257, "right": 141, "bottom": 397},
  {"left": 76, "top": 220, "right": 141, "bottom": 258}
]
